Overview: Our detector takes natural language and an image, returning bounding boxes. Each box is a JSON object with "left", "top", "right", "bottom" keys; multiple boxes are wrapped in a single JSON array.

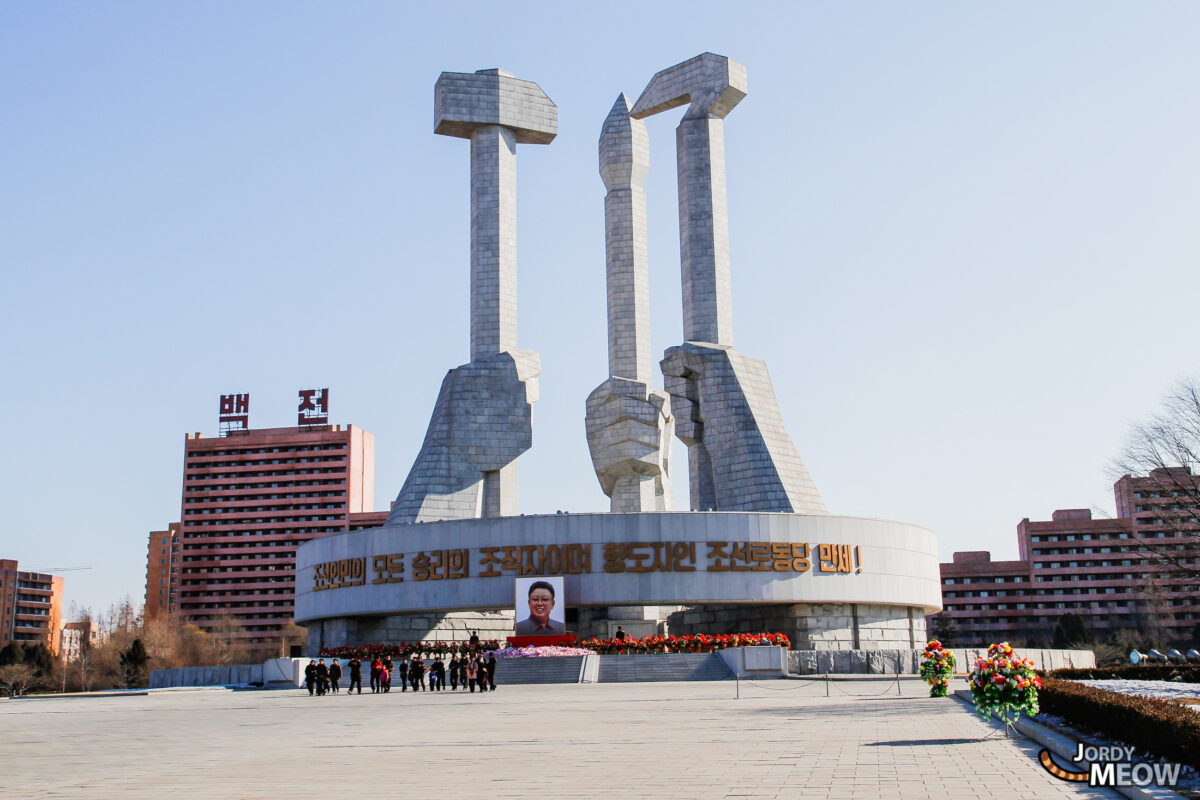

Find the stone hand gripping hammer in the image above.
[{"left": 387, "top": 70, "right": 556, "bottom": 523}]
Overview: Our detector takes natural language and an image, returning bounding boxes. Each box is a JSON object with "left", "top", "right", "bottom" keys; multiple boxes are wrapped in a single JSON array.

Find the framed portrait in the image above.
[{"left": 513, "top": 576, "right": 565, "bottom": 636}]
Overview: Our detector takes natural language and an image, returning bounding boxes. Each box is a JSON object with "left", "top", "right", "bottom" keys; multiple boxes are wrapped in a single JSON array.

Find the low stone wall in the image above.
[
  {"left": 787, "top": 647, "right": 1096, "bottom": 675},
  {"left": 150, "top": 658, "right": 306, "bottom": 689},
  {"left": 150, "top": 663, "right": 263, "bottom": 689}
]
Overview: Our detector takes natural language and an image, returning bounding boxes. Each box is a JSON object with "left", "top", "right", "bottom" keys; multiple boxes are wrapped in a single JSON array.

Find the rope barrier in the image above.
[
  {"left": 735, "top": 672, "right": 907, "bottom": 696},
  {"left": 738, "top": 677, "right": 826, "bottom": 691}
]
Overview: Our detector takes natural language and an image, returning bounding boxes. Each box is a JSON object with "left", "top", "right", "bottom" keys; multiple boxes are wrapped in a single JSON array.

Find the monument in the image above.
[
  {"left": 584, "top": 94, "right": 675, "bottom": 514},
  {"left": 296, "top": 55, "right": 942, "bottom": 652},
  {"left": 386, "top": 69, "right": 554, "bottom": 523}
]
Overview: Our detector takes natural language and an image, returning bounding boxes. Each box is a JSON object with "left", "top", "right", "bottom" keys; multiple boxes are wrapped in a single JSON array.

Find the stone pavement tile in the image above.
[{"left": 0, "top": 679, "right": 1124, "bottom": 800}]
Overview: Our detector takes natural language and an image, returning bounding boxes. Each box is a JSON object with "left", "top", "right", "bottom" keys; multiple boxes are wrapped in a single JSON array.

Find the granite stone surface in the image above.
[
  {"left": 629, "top": 53, "right": 826, "bottom": 514},
  {"left": 0, "top": 680, "right": 1117, "bottom": 799},
  {"left": 390, "top": 69, "right": 556, "bottom": 523},
  {"left": 585, "top": 95, "right": 675, "bottom": 513}
]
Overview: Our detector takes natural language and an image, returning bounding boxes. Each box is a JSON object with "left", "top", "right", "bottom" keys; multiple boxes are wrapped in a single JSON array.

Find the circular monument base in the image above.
[{"left": 296, "top": 511, "right": 941, "bottom": 652}]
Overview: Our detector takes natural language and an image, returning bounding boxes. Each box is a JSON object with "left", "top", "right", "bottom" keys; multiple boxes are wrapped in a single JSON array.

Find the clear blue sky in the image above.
[{"left": 4, "top": 3, "right": 1199, "bottom": 617}]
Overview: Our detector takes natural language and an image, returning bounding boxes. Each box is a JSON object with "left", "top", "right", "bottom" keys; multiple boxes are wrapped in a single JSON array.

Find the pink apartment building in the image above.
[
  {"left": 934, "top": 468, "right": 1200, "bottom": 646},
  {"left": 178, "top": 423, "right": 376, "bottom": 644}
]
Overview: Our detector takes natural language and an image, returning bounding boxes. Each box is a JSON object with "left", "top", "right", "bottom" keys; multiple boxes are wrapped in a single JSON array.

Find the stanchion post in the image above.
[
  {"left": 825, "top": 670, "right": 830, "bottom": 697},
  {"left": 736, "top": 674, "right": 740, "bottom": 700}
]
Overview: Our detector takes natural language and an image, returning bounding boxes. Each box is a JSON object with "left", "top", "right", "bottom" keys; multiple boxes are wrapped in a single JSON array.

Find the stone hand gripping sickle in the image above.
[
  {"left": 630, "top": 53, "right": 827, "bottom": 514},
  {"left": 387, "top": 70, "right": 555, "bottom": 524},
  {"left": 584, "top": 94, "right": 676, "bottom": 513}
]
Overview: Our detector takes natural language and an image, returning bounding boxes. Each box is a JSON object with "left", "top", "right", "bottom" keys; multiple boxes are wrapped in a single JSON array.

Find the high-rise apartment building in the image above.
[
  {"left": 144, "top": 523, "right": 182, "bottom": 620},
  {"left": 933, "top": 468, "right": 1200, "bottom": 646},
  {"left": 178, "top": 423, "right": 375, "bottom": 644},
  {"left": 0, "top": 560, "right": 64, "bottom": 655}
]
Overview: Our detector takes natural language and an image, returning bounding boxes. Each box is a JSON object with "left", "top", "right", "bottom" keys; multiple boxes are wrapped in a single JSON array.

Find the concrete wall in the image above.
[
  {"left": 719, "top": 645, "right": 787, "bottom": 678},
  {"left": 149, "top": 658, "right": 308, "bottom": 689},
  {"left": 787, "top": 647, "right": 1097, "bottom": 675},
  {"left": 150, "top": 663, "right": 263, "bottom": 689},
  {"left": 667, "top": 603, "right": 926, "bottom": 651}
]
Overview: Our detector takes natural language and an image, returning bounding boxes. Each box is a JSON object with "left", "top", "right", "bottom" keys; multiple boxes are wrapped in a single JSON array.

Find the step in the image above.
[
  {"left": 491, "top": 656, "right": 585, "bottom": 685},
  {"left": 597, "top": 653, "right": 734, "bottom": 683}
]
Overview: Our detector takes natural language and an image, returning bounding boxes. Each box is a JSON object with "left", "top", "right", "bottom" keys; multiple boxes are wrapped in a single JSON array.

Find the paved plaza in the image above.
[{"left": 0, "top": 678, "right": 1117, "bottom": 800}]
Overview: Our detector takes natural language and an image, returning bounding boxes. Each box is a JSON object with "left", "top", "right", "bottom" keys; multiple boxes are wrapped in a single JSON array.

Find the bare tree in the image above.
[
  {"left": 206, "top": 614, "right": 251, "bottom": 665},
  {"left": 1134, "top": 577, "right": 1173, "bottom": 650},
  {"left": 0, "top": 664, "right": 40, "bottom": 697},
  {"left": 1114, "top": 378, "right": 1200, "bottom": 584},
  {"left": 276, "top": 623, "right": 308, "bottom": 657}
]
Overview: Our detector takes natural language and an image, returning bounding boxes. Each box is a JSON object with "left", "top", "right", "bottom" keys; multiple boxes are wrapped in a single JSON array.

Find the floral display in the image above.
[
  {"left": 918, "top": 640, "right": 955, "bottom": 697},
  {"left": 488, "top": 645, "right": 595, "bottom": 658},
  {"left": 967, "top": 642, "right": 1042, "bottom": 726},
  {"left": 577, "top": 632, "right": 789, "bottom": 655},
  {"left": 319, "top": 632, "right": 790, "bottom": 659},
  {"left": 318, "top": 640, "right": 501, "bottom": 660}
]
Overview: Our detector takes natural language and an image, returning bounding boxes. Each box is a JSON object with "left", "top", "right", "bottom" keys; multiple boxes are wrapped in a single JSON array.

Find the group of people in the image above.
[
  {"left": 303, "top": 658, "right": 343, "bottom": 695},
  {"left": 304, "top": 652, "right": 498, "bottom": 696}
]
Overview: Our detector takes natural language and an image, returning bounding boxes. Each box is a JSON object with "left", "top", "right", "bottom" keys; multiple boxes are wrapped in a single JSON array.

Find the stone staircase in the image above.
[
  {"left": 492, "top": 656, "right": 586, "bottom": 685},
  {"left": 597, "top": 653, "right": 733, "bottom": 683}
]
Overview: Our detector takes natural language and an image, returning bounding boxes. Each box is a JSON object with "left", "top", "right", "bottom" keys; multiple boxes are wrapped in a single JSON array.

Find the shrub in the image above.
[
  {"left": 1049, "top": 665, "right": 1200, "bottom": 683},
  {"left": 1039, "top": 678, "right": 1200, "bottom": 770}
]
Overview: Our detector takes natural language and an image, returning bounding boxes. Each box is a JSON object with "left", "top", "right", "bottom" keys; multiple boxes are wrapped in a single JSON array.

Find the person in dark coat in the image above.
[
  {"left": 475, "top": 655, "right": 489, "bottom": 693},
  {"left": 449, "top": 655, "right": 460, "bottom": 690},
  {"left": 329, "top": 659, "right": 342, "bottom": 694},
  {"left": 397, "top": 657, "right": 409, "bottom": 692},
  {"left": 459, "top": 655, "right": 469, "bottom": 689},
  {"left": 466, "top": 657, "right": 479, "bottom": 693},
  {"left": 382, "top": 657, "right": 394, "bottom": 693},
  {"left": 304, "top": 660, "right": 317, "bottom": 696},
  {"left": 487, "top": 653, "right": 498, "bottom": 691},
  {"left": 315, "top": 659, "right": 329, "bottom": 696},
  {"left": 410, "top": 656, "right": 424, "bottom": 691},
  {"left": 370, "top": 659, "right": 382, "bottom": 693},
  {"left": 432, "top": 657, "right": 446, "bottom": 691},
  {"left": 348, "top": 657, "right": 362, "bottom": 694}
]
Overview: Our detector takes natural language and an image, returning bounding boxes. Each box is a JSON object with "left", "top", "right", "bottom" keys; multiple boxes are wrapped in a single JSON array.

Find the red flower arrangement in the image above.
[
  {"left": 919, "top": 640, "right": 955, "bottom": 697},
  {"left": 576, "top": 632, "right": 789, "bottom": 655},
  {"left": 967, "top": 642, "right": 1042, "bottom": 727}
]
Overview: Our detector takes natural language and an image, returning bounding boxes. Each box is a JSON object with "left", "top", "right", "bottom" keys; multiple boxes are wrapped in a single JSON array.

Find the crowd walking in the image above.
[{"left": 304, "top": 652, "right": 498, "bottom": 697}]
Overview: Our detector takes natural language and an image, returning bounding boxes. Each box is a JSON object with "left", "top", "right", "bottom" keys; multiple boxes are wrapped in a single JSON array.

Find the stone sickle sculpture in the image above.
[
  {"left": 387, "top": 69, "right": 555, "bottom": 524},
  {"left": 585, "top": 95, "right": 675, "bottom": 512},
  {"left": 631, "top": 53, "right": 827, "bottom": 513}
]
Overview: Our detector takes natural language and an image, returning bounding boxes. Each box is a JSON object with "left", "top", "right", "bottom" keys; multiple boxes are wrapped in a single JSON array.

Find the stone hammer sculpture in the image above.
[{"left": 387, "top": 69, "right": 555, "bottom": 524}]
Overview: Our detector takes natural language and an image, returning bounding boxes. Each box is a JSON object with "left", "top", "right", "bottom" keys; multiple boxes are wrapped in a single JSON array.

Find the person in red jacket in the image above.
[{"left": 370, "top": 659, "right": 382, "bottom": 693}]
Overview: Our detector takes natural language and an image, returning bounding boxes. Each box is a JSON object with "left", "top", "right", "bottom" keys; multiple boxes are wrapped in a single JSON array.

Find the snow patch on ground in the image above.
[{"left": 1074, "top": 678, "right": 1200, "bottom": 708}]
